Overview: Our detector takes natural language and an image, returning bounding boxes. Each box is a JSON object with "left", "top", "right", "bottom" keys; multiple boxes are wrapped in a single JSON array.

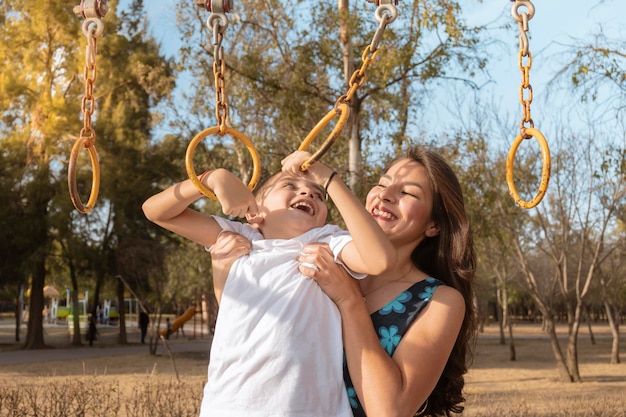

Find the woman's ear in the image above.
[{"left": 425, "top": 221, "right": 440, "bottom": 238}]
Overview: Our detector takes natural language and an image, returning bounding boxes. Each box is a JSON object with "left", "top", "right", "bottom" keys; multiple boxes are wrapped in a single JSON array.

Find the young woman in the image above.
[{"left": 211, "top": 145, "right": 476, "bottom": 417}]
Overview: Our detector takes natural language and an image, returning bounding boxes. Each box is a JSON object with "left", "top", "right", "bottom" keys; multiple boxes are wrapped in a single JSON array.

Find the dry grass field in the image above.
[
  {"left": 0, "top": 322, "right": 624, "bottom": 416},
  {"left": 464, "top": 325, "right": 625, "bottom": 417}
]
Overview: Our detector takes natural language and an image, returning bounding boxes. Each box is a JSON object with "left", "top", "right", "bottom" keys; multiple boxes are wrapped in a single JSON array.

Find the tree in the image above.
[
  {"left": 597, "top": 239, "right": 625, "bottom": 364},
  {"left": 0, "top": 0, "right": 84, "bottom": 348},
  {"left": 0, "top": 0, "right": 174, "bottom": 348},
  {"left": 501, "top": 130, "right": 625, "bottom": 382}
]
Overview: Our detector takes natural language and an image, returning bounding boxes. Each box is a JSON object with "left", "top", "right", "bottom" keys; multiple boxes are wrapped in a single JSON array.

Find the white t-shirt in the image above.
[{"left": 199, "top": 218, "right": 363, "bottom": 417}]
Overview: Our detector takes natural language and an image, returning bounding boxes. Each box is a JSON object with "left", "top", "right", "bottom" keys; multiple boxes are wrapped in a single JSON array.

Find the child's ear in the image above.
[
  {"left": 425, "top": 221, "right": 440, "bottom": 238},
  {"left": 246, "top": 212, "right": 265, "bottom": 226}
]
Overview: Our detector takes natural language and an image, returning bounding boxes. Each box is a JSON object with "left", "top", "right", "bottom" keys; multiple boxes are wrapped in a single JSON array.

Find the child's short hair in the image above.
[
  {"left": 253, "top": 170, "right": 284, "bottom": 202},
  {"left": 253, "top": 170, "right": 327, "bottom": 203}
]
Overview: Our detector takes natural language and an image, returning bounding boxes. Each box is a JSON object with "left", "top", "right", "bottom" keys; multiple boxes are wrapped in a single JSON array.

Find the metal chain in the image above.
[
  {"left": 208, "top": 12, "right": 229, "bottom": 134},
  {"left": 298, "top": 2, "right": 397, "bottom": 171},
  {"left": 186, "top": 0, "right": 261, "bottom": 200},
  {"left": 506, "top": 0, "right": 551, "bottom": 209},
  {"left": 69, "top": 0, "right": 107, "bottom": 213},
  {"left": 511, "top": 0, "right": 535, "bottom": 137},
  {"left": 80, "top": 32, "right": 98, "bottom": 146},
  {"left": 337, "top": 3, "right": 397, "bottom": 107}
]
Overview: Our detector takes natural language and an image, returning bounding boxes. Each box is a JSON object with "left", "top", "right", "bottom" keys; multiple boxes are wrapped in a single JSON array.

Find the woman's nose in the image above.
[{"left": 377, "top": 186, "right": 396, "bottom": 203}]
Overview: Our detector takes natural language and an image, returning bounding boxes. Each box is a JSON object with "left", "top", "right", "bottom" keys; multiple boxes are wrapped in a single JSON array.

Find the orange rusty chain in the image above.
[
  {"left": 186, "top": 0, "right": 261, "bottom": 200},
  {"left": 298, "top": 0, "right": 399, "bottom": 171},
  {"left": 67, "top": 0, "right": 108, "bottom": 214},
  {"left": 506, "top": 0, "right": 550, "bottom": 209}
]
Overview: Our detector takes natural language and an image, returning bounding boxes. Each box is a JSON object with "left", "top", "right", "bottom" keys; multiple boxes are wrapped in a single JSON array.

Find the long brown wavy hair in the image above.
[{"left": 389, "top": 146, "right": 477, "bottom": 416}]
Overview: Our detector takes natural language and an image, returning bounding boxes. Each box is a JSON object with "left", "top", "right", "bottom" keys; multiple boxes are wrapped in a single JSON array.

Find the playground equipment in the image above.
[
  {"left": 159, "top": 306, "right": 197, "bottom": 337},
  {"left": 185, "top": 0, "right": 261, "bottom": 200},
  {"left": 68, "top": 0, "right": 108, "bottom": 213},
  {"left": 506, "top": 0, "right": 550, "bottom": 209},
  {"left": 66, "top": 0, "right": 550, "bottom": 211},
  {"left": 185, "top": 0, "right": 398, "bottom": 200}
]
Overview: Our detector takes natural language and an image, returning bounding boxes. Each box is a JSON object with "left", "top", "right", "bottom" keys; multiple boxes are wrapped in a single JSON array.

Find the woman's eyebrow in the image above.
[{"left": 381, "top": 174, "right": 426, "bottom": 191}]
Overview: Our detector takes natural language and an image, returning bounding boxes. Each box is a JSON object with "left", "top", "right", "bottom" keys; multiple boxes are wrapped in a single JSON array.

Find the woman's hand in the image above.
[
  {"left": 210, "top": 231, "right": 252, "bottom": 304},
  {"left": 298, "top": 243, "right": 364, "bottom": 308}
]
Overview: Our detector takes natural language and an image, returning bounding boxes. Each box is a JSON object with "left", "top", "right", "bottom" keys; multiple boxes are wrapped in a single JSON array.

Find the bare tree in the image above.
[{"left": 502, "top": 129, "right": 625, "bottom": 382}]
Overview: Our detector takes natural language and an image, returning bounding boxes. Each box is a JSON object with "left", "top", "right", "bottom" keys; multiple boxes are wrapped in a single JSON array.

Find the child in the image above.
[{"left": 142, "top": 151, "right": 395, "bottom": 417}]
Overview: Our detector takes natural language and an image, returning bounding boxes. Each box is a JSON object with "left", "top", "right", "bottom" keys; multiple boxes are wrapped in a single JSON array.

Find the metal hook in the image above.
[
  {"left": 207, "top": 13, "right": 229, "bottom": 35},
  {"left": 511, "top": 0, "right": 535, "bottom": 23},
  {"left": 73, "top": 0, "right": 109, "bottom": 20},
  {"left": 197, "top": 0, "right": 234, "bottom": 13},
  {"left": 375, "top": 3, "right": 398, "bottom": 25},
  {"left": 370, "top": 3, "right": 398, "bottom": 51},
  {"left": 366, "top": 0, "right": 399, "bottom": 5}
]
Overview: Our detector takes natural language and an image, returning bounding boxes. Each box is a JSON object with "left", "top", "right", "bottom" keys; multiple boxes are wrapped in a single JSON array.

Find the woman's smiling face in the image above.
[{"left": 365, "top": 158, "right": 439, "bottom": 247}]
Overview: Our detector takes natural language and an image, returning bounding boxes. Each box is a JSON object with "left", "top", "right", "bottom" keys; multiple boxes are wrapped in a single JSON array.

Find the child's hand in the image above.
[
  {"left": 210, "top": 170, "right": 258, "bottom": 218},
  {"left": 281, "top": 151, "right": 333, "bottom": 186}
]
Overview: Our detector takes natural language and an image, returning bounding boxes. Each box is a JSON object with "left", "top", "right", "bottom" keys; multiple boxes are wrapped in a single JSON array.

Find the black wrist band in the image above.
[{"left": 324, "top": 171, "right": 337, "bottom": 193}]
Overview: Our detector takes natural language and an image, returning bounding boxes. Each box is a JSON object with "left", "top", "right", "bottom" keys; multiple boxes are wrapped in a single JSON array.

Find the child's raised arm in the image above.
[
  {"left": 281, "top": 152, "right": 396, "bottom": 275},
  {"left": 142, "top": 169, "right": 258, "bottom": 248}
]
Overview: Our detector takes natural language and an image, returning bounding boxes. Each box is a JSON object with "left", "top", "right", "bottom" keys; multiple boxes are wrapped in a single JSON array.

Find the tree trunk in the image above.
[
  {"left": 71, "top": 290, "right": 82, "bottom": 345},
  {"left": 604, "top": 300, "right": 621, "bottom": 364},
  {"left": 508, "top": 319, "right": 516, "bottom": 361},
  {"left": 337, "top": 0, "right": 362, "bottom": 193},
  {"left": 68, "top": 261, "right": 82, "bottom": 346},
  {"left": 544, "top": 318, "right": 573, "bottom": 382},
  {"left": 15, "top": 284, "right": 23, "bottom": 342},
  {"left": 496, "top": 279, "right": 505, "bottom": 345},
  {"left": 566, "top": 305, "right": 583, "bottom": 382},
  {"left": 117, "top": 277, "right": 128, "bottom": 344},
  {"left": 23, "top": 258, "right": 46, "bottom": 349},
  {"left": 584, "top": 305, "right": 595, "bottom": 345}
]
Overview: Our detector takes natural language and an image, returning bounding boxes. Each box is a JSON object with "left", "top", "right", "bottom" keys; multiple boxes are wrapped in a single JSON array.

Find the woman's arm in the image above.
[{"left": 299, "top": 244, "right": 465, "bottom": 417}]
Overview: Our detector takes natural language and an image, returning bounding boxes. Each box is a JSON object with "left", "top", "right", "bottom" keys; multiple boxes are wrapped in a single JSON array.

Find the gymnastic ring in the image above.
[
  {"left": 506, "top": 127, "right": 550, "bottom": 209},
  {"left": 68, "top": 137, "right": 101, "bottom": 214},
  {"left": 298, "top": 103, "right": 350, "bottom": 171},
  {"left": 185, "top": 126, "right": 261, "bottom": 200}
]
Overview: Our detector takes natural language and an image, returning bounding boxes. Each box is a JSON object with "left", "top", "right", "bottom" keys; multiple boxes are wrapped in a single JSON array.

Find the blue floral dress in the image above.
[{"left": 343, "top": 277, "right": 444, "bottom": 417}]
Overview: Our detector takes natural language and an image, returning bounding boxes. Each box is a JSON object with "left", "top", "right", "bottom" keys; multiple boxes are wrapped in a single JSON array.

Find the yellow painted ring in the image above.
[
  {"left": 298, "top": 102, "right": 350, "bottom": 171},
  {"left": 506, "top": 127, "right": 551, "bottom": 209},
  {"left": 68, "top": 137, "right": 101, "bottom": 213},
  {"left": 185, "top": 126, "right": 261, "bottom": 200}
]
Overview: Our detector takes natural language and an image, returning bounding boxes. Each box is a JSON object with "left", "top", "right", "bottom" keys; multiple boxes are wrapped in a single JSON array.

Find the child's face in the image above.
[{"left": 256, "top": 173, "right": 328, "bottom": 236}]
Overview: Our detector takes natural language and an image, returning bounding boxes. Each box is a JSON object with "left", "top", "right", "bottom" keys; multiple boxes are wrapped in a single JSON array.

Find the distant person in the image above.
[
  {"left": 165, "top": 317, "right": 172, "bottom": 340},
  {"left": 87, "top": 314, "right": 98, "bottom": 346},
  {"left": 138, "top": 311, "right": 149, "bottom": 344}
]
